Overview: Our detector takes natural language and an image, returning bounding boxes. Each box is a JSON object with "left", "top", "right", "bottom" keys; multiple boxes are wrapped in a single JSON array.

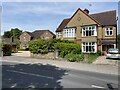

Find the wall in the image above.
[{"left": 30, "top": 52, "right": 56, "bottom": 59}]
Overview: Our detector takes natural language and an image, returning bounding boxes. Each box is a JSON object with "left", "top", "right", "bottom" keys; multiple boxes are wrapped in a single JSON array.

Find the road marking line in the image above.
[
  {"left": 11, "top": 83, "right": 17, "bottom": 88},
  {"left": 91, "top": 85, "right": 105, "bottom": 88},
  {"left": 7, "top": 70, "right": 54, "bottom": 79}
]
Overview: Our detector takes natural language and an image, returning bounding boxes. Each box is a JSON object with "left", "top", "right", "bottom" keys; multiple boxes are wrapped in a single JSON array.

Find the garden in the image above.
[{"left": 29, "top": 39, "right": 84, "bottom": 62}]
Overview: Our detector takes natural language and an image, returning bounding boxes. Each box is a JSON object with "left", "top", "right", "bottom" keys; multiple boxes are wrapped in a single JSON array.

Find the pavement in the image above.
[{"left": 1, "top": 55, "right": 119, "bottom": 75}]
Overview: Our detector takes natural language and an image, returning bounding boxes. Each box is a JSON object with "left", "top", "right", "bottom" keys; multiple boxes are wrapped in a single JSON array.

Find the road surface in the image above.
[{"left": 2, "top": 61, "right": 119, "bottom": 89}]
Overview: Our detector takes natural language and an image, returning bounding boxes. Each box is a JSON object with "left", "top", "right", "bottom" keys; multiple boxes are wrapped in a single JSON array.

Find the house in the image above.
[
  {"left": 2, "top": 37, "right": 18, "bottom": 52},
  {"left": 20, "top": 30, "right": 55, "bottom": 49},
  {"left": 56, "top": 8, "right": 117, "bottom": 53}
]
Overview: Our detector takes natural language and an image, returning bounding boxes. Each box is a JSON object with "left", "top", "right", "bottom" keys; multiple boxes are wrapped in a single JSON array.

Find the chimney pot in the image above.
[{"left": 84, "top": 9, "right": 89, "bottom": 14}]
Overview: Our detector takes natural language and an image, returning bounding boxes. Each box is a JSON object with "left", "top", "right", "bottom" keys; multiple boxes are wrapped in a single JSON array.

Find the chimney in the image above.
[{"left": 84, "top": 9, "right": 89, "bottom": 14}]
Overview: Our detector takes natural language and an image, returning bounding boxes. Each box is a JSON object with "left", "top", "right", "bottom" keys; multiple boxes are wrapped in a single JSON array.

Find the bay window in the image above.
[
  {"left": 82, "top": 42, "right": 97, "bottom": 53},
  {"left": 63, "top": 28, "right": 76, "bottom": 37},
  {"left": 82, "top": 25, "right": 97, "bottom": 37}
]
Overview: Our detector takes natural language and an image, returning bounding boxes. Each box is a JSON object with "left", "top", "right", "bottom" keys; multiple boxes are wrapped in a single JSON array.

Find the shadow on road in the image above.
[{"left": 2, "top": 63, "right": 68, "bottom": 89}]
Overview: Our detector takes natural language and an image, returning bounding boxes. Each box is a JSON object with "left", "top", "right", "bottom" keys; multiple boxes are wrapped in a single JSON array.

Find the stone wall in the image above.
[{"left": 30, "top": 52, "right": 57, "bottom": 59}]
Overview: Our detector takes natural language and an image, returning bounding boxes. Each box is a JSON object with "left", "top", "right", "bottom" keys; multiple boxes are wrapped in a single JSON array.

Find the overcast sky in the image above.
[{"left": 1, "top": 2, "right": 119, "bottom": 34}]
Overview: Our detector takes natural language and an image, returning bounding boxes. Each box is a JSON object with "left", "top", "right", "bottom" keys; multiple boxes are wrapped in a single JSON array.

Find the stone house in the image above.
[
  {"left": 56, "top": 8, "right": 117, "bottom": 53},
  {"left": 20, "top": 30, "right": 55, "bottom": 49}
]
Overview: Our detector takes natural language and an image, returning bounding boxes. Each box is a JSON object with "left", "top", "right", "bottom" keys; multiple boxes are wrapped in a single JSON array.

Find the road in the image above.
[{"left": 2, "top": 61, "right": 119, "bottom": 89}]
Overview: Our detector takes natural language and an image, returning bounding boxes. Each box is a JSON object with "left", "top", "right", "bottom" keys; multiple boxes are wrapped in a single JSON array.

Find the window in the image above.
[
  {"left": 105, "top": 27, "right": 113, "bottom": 36},
  {"left": 82, "top": 25, "right": 97, "bottom": 37},
  {"left": 82, "top": 42, "right": 97, "bottom": 53},
  {"left": 63, "top": 28, "right": 76, "bottom": 37},
  {"left": 23, "top": 36, "right": 26, "bottom": 41},
  {"left": 58, "top": 32, "right": 62, "bottom": 38}
]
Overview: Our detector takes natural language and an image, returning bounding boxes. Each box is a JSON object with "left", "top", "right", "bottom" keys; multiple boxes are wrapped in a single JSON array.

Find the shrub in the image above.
[
  {"left": 29, "top": 39, "right": 54, "bottom": 54},
  {"left": 54, "top": 42, "right": 81, "bottom": 58},
  {"left": 65, "top": 53, "right": 84, "bottom": 62},
  {"left": 97, "top": 50, "right": 103, "bottom": 56},
  {"left": 88, "top": 53, "right": 99, "bottom": 63},
  {"left": 1, "top": 42, "right": 12, "bottom": 56}
]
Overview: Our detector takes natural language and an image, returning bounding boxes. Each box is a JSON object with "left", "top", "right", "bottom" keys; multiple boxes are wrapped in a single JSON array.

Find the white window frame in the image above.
[
  {"left": 82, "top": 42, "right": 97, "bottom": 53},
  {"left": 23, "top": 36, "right": 26, "bottom": 41},
  {"left": 82, "top": 25, "right": 97, "bottom": 37},
  {"left": 58, "top": 32, "right": 62, "bottom": 38},
  {"left": 63, "top": 28, "right": 76, "bottom": 38},
  {"left": 105, "top": 27, "right": 113, "bottom": 36}
]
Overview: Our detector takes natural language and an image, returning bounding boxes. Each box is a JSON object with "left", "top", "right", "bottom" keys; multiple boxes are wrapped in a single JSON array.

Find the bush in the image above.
[
  {"left": 88, "top": 53, "right": 99, "bottom": 63},
  {"left": 1, "top": 42, "right": 12, "bottom": 56},
  {"left": 54, "top": 42, "right": 81, "bottom": 58},
  {"left": 29, "top": 39, "right": 54, "bottom": 54},
  {"left": 65, "top": 53, "right": 84, "bottom": 62},
  {"left": 97, "top": 50, "right": 103, "bottom": 56}
]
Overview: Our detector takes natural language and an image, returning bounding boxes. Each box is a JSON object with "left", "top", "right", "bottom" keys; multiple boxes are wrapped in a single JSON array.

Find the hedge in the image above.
[
  {"left": 28, "top": 39, "right": 54, "bottom": 54},
  {"left": 65, "top": 53, "right": 84, "bottom": 62},
  {"left": 1, "top": 42, "right": 12, "bottom": 56},
  {"left": 54, "top": 42, "right": 81, "bottom": 58}
]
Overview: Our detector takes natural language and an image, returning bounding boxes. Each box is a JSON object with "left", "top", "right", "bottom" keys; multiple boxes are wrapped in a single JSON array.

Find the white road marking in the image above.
[
  {"left": 7, "top": 70, "right": 54, "bottom": 79},
  {"left": 91, "top": 85, "right": 105, "bottom": 88},
  {"left": 11, "top": 83, "right": 17, "bottom": 88}
]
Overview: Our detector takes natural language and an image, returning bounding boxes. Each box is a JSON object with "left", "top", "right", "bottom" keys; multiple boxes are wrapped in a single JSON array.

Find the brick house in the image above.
[
  {"left": 56, "top": 8, "right": 117, "bottom": 53},
  {"left": 20, "top": 30, "right": 55, "bottom": 49}
]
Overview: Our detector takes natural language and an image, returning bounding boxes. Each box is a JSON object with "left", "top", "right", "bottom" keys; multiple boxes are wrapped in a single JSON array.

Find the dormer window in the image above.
[{"left": 105, "top": 27, "right": 113, "bottom": 36}]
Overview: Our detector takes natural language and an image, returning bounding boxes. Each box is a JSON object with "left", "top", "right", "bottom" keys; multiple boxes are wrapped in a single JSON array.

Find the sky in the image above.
[{"left": 1, "top": 2, "right": 119, "bottom": 35}]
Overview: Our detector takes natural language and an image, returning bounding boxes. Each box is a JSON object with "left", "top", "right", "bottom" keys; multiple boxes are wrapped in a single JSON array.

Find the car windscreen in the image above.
[{"left": 108, "top": 49, "right": 119, "bottom": 54}]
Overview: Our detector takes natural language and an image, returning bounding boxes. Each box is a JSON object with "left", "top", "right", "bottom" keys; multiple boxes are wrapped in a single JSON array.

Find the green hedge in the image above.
[
  {"left": 1, "top": 42, "right": 12, "bottom": 56},
  {"left": 65, "top": 53, "right": 84, "bottom": 62},
  {"left": 29, "top": 39, "right": 54, "bottom": 54},
  {"left": 54, "top": 42, "right": 81, "bottom": 58}
]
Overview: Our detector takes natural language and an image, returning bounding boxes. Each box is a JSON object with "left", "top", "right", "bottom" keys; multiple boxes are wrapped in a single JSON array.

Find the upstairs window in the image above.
[
  {"left": 58, "top": 32, "right": 62, "bottom": 38},
  {"left": 82, "top": 25, "right": 97, "bottom": 37},
  {"left": 105, "top": 27, "right": 113, "bottom": 36},
  {"left": 63, "top": 28, "right": 76, "bottom": 37}
]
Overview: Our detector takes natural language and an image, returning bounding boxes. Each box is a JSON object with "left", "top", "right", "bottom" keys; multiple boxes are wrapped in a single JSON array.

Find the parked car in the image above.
[{"left": 106, "top": 48, "right": 120, "bottom": 59}]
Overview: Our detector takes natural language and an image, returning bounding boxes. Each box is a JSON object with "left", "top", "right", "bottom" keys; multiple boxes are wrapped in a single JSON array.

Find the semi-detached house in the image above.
[{"left": 56, "top": 8, "right": 117, "bottom": 53}]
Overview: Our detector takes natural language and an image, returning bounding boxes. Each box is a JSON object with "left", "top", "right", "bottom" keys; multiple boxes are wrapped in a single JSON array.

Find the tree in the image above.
[
  {"left": 11, "top": 28, "right": 22, "bottom": 39},
  {"left": 3, "top": 28, "right": 22, "bottom": 39},
  {"left": 3, "top": 31, "right": 12, "bottom": 38}
]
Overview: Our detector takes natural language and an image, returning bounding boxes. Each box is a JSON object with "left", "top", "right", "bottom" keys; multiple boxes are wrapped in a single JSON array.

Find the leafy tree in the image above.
[
  {"left": 3, "top": 31, "right": 12, "bottom": 38},
  {"left": 3, "top": 28, "right": 22, "bottom": 39},
  {"left": 11, "top": 28, "right": 22, "bottom": 39}
]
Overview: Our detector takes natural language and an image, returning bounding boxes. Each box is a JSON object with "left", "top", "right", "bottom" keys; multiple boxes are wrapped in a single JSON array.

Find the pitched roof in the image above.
[
  {"left": 90, "top": 10, "right": 116, "bottom": 26},
  {"left": 26, "top": 30, "right": 55, "bottom": 39},
  {"left": 25, "top": 31, "right": 33, "bottom": 37},
  {"left": 56, "top": 18, "right": 70, "bottom": 32},
  {"left": 56, "top": 9, "right": 116, "bottom": 32}
]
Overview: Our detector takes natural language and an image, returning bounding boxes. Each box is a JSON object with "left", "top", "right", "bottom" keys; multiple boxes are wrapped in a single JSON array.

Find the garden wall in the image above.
[{"left": 30, "top": 52, "right": 57, "bottom": 59}]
